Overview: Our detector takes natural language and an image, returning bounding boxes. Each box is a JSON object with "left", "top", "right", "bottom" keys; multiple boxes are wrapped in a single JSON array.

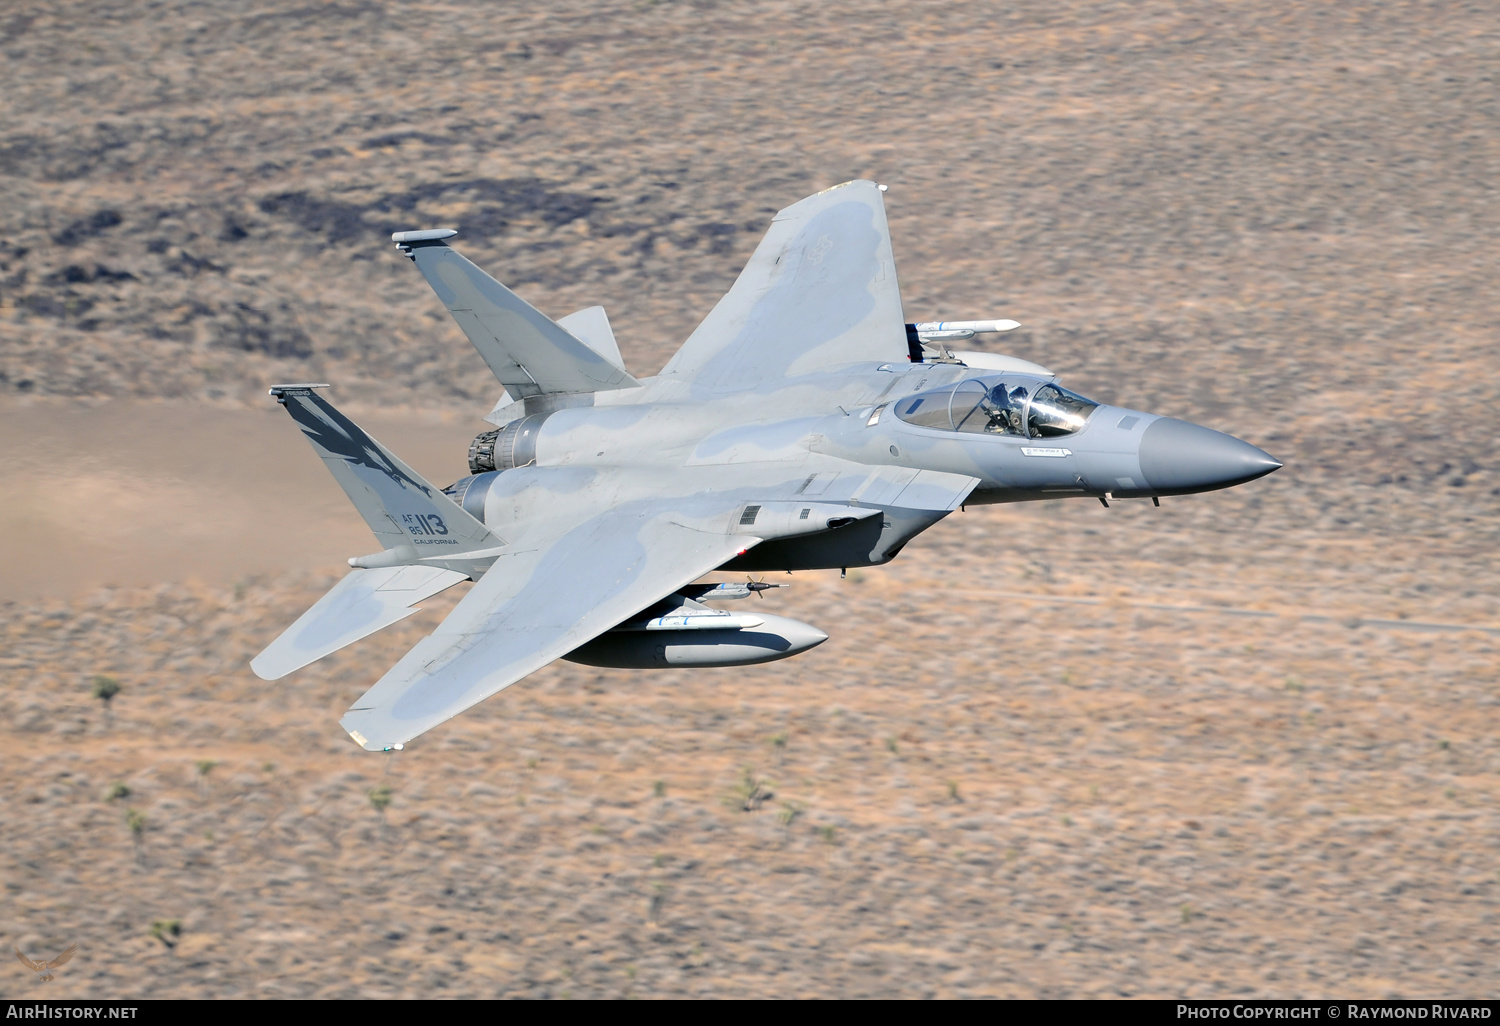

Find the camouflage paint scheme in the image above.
[{"left": 253, "top": 181, "right": 1280, "bottom": 752}]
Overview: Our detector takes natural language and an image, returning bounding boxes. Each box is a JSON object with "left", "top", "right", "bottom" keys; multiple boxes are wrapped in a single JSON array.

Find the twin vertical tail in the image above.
[
  {"left": 268, "top": 384, "right": 499, "bottom": 562},
  {"left": 255, "top": 228, "right": 637, "bottom": 682},
  {"left": 250, "top": 385, "right": 505, "bottom": 682},
  {"left": 392, "top": 229, "right": 638, "bottom": 399}
]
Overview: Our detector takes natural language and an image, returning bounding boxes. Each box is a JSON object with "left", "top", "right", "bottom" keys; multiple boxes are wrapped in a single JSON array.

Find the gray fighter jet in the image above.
[{"left": 252, "top": 180, "right": 1280, "bottom": 752}]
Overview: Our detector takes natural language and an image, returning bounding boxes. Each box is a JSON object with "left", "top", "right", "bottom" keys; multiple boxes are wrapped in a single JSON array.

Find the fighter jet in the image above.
[{"left": 252, "top": 180, "right": 1280, "bottom": 752}]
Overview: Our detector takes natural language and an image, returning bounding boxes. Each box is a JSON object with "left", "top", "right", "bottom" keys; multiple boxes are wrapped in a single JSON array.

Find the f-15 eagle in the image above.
[{"left": 251, "top": 180, "right": 1280, "bottom": 753}]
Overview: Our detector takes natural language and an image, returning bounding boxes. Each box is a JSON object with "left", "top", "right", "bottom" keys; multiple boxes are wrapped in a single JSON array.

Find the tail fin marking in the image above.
[{"left": 269, "top": 385, "right": 500, "bottom": 556}]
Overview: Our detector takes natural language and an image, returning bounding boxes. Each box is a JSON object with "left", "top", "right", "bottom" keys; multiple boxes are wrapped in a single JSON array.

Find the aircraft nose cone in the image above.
[{"left": 1138, "top": 418, "right": 1282, "bottom": 494}]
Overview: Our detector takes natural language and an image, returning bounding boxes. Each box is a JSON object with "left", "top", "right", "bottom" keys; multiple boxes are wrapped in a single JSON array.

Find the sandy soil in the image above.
[
  {"left": 0, "top": 399, "right": 479, "bottom": 601},
  {"left": 3, "top": 401, "right": 1497, "bottom": 998},
  {"left": 2, "top": 0, "right": 1497, "bottom": 1001}
]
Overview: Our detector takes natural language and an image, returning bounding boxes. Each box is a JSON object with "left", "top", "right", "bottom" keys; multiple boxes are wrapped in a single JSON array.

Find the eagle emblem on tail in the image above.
[{"left": 15, "top": 943, "right": 75, "bottom": 982}]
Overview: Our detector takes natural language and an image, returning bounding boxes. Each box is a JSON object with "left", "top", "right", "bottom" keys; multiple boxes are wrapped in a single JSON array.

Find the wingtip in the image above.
[
  {"left": 391, "top": 228, "right": 458, "bottom": 244},
  {"left": 822, "top": 179, "right": 880, "bottom": 194},
  {"left": 248, "top": 656, "right": 284, "bottom": 681},
  {"left": 343, "top": 724, "right": 405, "bottom": 752},
  {"left": 776, "top": 179, "right": 890, "bottom": 220}
]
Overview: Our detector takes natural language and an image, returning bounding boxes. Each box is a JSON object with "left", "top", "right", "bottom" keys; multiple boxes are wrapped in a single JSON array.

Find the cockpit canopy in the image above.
[{"left": 892, "top": 377, "right": 1099, "bottom": 438}]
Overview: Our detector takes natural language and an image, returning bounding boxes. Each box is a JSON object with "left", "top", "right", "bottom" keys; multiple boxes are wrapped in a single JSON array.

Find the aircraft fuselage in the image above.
[{"left": 449, "top": 358, "right": 1280, "bottom": 573}]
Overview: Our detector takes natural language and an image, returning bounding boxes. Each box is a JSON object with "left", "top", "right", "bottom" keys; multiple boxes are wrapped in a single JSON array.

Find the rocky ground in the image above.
[
  {"left": 2, "top": 0, "right": 1497, "bottom": 1000},
  {"left": 4, "top": 495, "right": 1498, "bottom": 999}
]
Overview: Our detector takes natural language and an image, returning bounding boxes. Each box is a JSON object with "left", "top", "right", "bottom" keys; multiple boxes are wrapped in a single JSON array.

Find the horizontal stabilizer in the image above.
[
  {"left": 394, "top": 232, "right": 639, "bottom": 398},
  {"left": 251, "top": 565, "right": 469, "bottom": 680},
  {"left": 339, "top": 501, "right": 760, "bottom": 751}
]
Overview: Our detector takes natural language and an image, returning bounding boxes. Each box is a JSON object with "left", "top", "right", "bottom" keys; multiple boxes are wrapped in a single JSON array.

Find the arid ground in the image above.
[{"left": 2, "top": 0, "right": 1497, "bottom": 999}]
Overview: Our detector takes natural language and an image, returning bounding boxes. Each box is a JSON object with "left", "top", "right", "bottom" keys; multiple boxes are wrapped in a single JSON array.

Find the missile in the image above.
[
  {"left": 638, "top": 610, "right": 765, "bottom": 631},
  {"left": 910, "top": 319, "right": 1022, "bottom": 343},
  {"left": 683, "top": 581, "right": 787, "bottom": 601}
]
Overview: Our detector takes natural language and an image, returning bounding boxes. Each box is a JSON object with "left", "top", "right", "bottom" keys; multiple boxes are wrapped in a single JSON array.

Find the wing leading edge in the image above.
[
  {"left": 660, "top": 180, "right": 909, "bottom": 392},
  {"left": 340, "top": 502, "right": 758, "bottom": 751}
]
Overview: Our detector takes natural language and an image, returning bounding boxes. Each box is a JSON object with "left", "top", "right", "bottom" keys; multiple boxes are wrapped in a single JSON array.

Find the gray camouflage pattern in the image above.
[{"left": 254, "top": 180, "right": 1281, "bottom": 752}]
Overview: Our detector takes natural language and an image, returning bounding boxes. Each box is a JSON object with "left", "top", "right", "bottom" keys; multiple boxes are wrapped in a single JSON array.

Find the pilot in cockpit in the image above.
[{"left": 979, "top": 383, "right": 1028, "bottom": 434}]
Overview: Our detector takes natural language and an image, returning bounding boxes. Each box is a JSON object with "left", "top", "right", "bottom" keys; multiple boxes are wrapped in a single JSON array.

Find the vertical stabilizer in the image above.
[
  {"left": 392, "top": 231, "right": 639, "bottom": 397},
  {"left": 268, "top": 384, "right": 500, "bottom": 561},
  {"left": 557, "top": 306, "right": 625, "bottom": 370}
]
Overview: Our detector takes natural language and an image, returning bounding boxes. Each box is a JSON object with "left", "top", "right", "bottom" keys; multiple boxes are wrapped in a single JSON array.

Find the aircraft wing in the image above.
[
  {"left": 659, "top": 179, "right": 910, "bottom": 392},
  {"left": 339, "top": 490, "right": 756, "bottom": 751}
]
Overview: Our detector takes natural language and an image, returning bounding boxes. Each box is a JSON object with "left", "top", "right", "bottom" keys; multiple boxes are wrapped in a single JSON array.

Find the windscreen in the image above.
[{"left": 1027, "top": 384, "right": 1098, "bottom": 437}]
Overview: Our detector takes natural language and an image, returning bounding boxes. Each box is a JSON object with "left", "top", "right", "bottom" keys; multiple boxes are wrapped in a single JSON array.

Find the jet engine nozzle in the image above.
[{"left": 468, "top": 412, "right": 551, "bottom": 473}]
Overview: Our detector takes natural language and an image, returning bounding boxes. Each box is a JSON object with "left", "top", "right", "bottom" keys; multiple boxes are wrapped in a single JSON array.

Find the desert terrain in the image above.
[{"left": 2, "top": 0, "right": 1497, "bottom": 999}]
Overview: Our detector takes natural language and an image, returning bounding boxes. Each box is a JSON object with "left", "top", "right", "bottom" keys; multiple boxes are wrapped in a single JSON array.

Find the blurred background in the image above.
[{"left": 1, "top": 0, "right": 1495, "bottom": 998}]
